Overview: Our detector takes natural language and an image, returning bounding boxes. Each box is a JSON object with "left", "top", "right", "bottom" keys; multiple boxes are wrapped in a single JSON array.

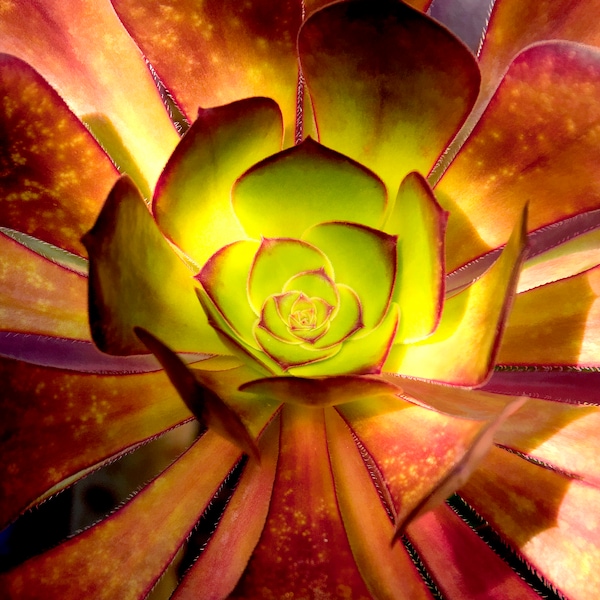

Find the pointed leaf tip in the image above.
[
  {"left": 392, "top": 396, "right": 528, "bottom": 543},
  {"left": 135, "top": 327, "right": 260, "bottom": 461},
  {"left": 232, "top": 137, "right": 388, "bottom": 240},
  {"left": 387, "top": 203, "right": 528, "bottom": 386}
]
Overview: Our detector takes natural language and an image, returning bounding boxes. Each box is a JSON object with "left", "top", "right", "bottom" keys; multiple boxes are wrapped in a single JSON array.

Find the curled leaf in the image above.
[
  {"left": 393, "top": 396, "right": 528, "bottom": 540},
  {"left": 135, "top": 327, "right": 260, "bottom": 461}
]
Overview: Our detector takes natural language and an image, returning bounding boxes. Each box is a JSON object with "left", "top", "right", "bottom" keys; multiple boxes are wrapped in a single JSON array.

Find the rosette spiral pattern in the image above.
[
  {"left": 0, "top": 1, "right": 600, "bottom": 599},
  {"left": 197, "top": 140, "right": 399, "bottom": 376}
]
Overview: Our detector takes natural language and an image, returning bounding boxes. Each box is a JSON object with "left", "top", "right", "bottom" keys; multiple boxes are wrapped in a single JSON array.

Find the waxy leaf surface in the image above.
[
  {"left": 445, "top": 209, "right": 600, "bottom": 293},
  {"left": 406, "top": 504, "right": 541, "bottom": 599},
  {"left": 1, "top": 433, "right": 242, "bottom": 599},
  {"left": 0, "top": 55, "right": 118, "bottom": 257},
  {"left": 299, "top": 0, "right": 480, "bottom": 193},
  {"left": 303, "top": 222, "right": 396, "bottom": 330},
  {"left": 288, "top": 303, "right": 398, "bottom": 377},
  {"left": 438, "top": 42, "right": 600, "bottom": 271},
  {"left": 0, "top": 0, "right": 179, "bottom": 188},
  {"left": 112, "top": 0, "right": 302, "bottom": 143},
  {"left": 190, "top": 357, "right": 282, "bottom": 428},
  {"left": 0, "top": 334, "right": 179, "bottom": 375},
  {"left": 338, "top": 396, "right": 485, "bottom": 525},
  {"left": 254, "top": 324, "right": 339, "bottom": 369},
  {"left": 241, "top": 374, "right": 402, "bottom": 407},
  {"left": 172, "top": 417, "right": 280, "bottom": 599},
  {"left": 385, "top": 172, "right": 447, "bottom": 342},
  {"left": 394, "top": 398, "right": 527, "bottom": 536},
  {"left": 495, "top": 398, "right": 600, "bottom": 485},
  {"left": 518, "top": 220, "right": 600, "bottom": 292},
  {"left": 136, "top": 328, "right": 260, "bottom": 460},
  {"left": 197, "top": 240, "right": 261, "bottom": 347},
  {"left": 233, "top": 138, "right": 387, "bottom": 239},
  {"left": 461, "top": 448, "right": 600, "bottom": 600},
  {"left": 196, "top": 286, "right": 282, "bottom": 375},
  {"left": 397, "top": 376, "right": 517, "bottom": 420},
  {"left": 484, "top": 369, "right": 600, "bottom": 406},
  {"left": 230, "top": 404, "right": 371, "bottom": 598},
  {"left": 498, "top": 264, "right": 600, "bottom": 367},
  {"left": 0, "top": 233, "right": 88, "bottom": 340},
  {"left": 387, "top": 208, "right": 527, "bottom": 386},
  {"left": 0, "top": 357, "right": 191, "bottom": 529},
  {"left": 479, "top": 0, "right": 600, "bottom": 101},
  {"left": 84, "top": 177, "right": 227, "bottom": 356},
  {"left": 248, "top": 238, "right": 333, "bottom": 314},
  {"left": 307, "top": 284, "right": 362, "bottom": 350},
  {"left": 283, "top": 270, "right": 338, "bottom": 307},
  {"left": 154, "top": 98, "right": 283, "bottom": 267},
  {"left": 325, "top": 408, "right": 434, "bottom": 599}
]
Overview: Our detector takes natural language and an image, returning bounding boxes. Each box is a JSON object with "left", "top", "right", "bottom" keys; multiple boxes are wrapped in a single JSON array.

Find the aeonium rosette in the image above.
[
  {"left": 6, "top": 0, "right": 600, "bottom": 597},
  {"left": 196, "top": 138, "right": 400, "bottom": 378},
  {"left": 81, "top": 92, "right": 462, "bottom": 414}
]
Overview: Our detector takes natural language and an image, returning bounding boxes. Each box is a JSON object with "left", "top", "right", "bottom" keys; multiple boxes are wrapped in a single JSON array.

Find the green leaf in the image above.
[
  {"left": 386, "top": 206, "right": 528, "bottom": 386},
  {"left": 248, "top": 238, "right": 333, "bottom": 314},
  {"left": 254, "top": 323, "right": 341, "bottom": 370},
  {"left": 311, "top": 284, "right": 363, "bottom": 349},
  {"left": 153, "top": 97, "right": 283, "bottom": 267},
  {"left": 286, "top": 296, "right": 334, "bottom": 343},
  {"left": 259, "top": 294, "right": 307, "bottom": 344},
  {"left": 196, "top": 239, "right": 261, "bottom": 346},
  {"left": 303, "top": 222, "right": 397, "bottom": 330},
  {"left": 282, "top": 269, "right": 339, "bottom": 307},
  {"left": 195, "top": 286, "right": 281, "bottom": 376},
  {"left": 233, "top": 138, "right": 387, "bottom": 239},
  {"left": 83, "top": 176, "right": 227, "bottom": 356},
  {"left": 291, "top": 303, "right": 399, "bottom": 377},
  {"left": 385, "top": 172, "right": 447, "bottom": 343}
]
